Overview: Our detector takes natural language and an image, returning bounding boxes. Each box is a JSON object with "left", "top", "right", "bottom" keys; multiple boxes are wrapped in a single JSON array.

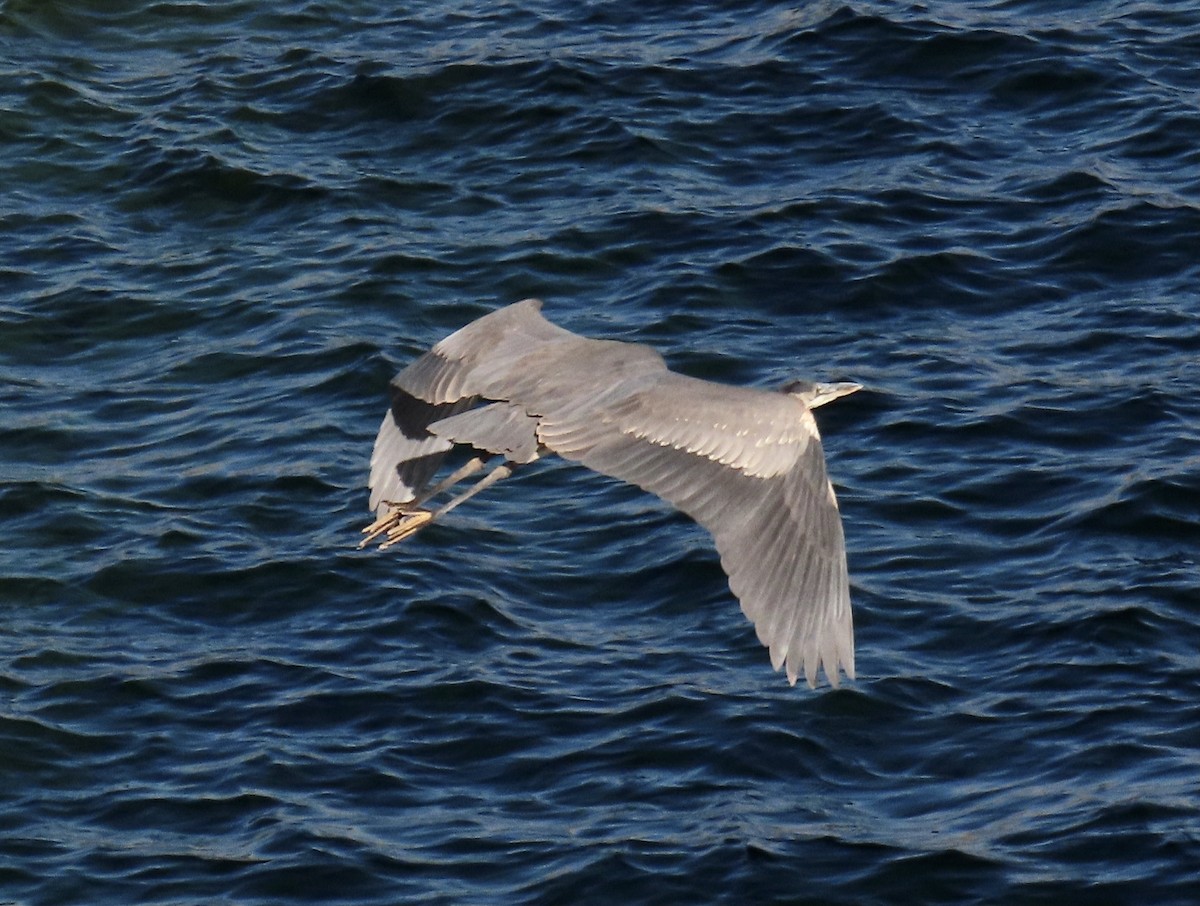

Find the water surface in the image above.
[{"left": 2, "top": 2, "right": 1199, "bottom": 903}]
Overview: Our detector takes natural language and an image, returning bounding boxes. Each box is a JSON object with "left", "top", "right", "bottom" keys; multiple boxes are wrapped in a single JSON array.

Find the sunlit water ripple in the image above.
[{"left": 2, "top": 1, "right": 1199, "bottom": 903}]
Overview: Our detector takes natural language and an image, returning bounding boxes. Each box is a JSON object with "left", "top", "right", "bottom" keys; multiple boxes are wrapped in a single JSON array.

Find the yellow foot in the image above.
[
  {"left": 358, "top": 502, "right": 426, "bottom": 549},
  {"left": 359, "top": 512, "right": 398, "bottom": 548},
  {"left": 379, "top": 509, "right": 433, "bottom": 549}
]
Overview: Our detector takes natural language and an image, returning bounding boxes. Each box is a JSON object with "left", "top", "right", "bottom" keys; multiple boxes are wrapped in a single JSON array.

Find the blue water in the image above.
[{"left": 3, "top": 1, "right": 1199, "bottom": 903}]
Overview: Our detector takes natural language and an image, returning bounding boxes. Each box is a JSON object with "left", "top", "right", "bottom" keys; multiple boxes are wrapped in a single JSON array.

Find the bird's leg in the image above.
[
  {"left": 359, "top": 456, "right": 490, "bottom": 549},
  {"left": 409, "top": 455, "right": 492, "bottom": 509},
  {"left": 377, "top": 460, "right": 517, "bottom": 549}
]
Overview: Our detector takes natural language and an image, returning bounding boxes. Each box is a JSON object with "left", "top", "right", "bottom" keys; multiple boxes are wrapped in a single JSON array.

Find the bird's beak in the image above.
[{"left": 810, "top": 381, "right": 863, "bottom": 409}]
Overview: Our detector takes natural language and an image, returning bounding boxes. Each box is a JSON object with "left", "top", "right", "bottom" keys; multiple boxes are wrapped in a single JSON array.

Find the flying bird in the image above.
[{"left": 361, "top": 299, "right": 861, "bottom": 687}]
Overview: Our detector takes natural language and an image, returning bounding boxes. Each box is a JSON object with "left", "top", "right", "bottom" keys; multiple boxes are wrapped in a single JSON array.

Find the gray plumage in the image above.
[{"left": 366, "top": 299, "right": 861, "bottom": 688}]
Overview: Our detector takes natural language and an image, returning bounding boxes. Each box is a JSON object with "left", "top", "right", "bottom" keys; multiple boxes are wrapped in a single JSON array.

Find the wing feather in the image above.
[
  {"left": 540, "top": 399, "right": 854, "bottom": 687},
  {"left": 395, "top": 299, "right": 578, "bottom": 405},
  {"left": 597, "top": 372, "right": 810, "bottom": 478},
  {"left": 369, "top": 300, "right": 574, "bottom": 513},
  {"left": 428, "top": 401, "right": 542, "bottom": 463}
]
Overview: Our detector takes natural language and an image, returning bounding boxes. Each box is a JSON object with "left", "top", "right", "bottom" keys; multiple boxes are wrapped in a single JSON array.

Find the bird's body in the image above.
[{"left": 363, "top": 299, "right": 861, "bottom": 688}]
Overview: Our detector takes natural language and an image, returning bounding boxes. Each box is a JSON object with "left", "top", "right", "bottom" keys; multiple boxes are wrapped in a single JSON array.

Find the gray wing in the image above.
[
  {"left": 368, "top": 300, "right": 575, "bottom": 515},
  {"left": 369, "top": 299, "right": 665, "bottom": 514},
  {"left": 536, "top": 371, "right": 855, "bottom": 688},
  {"left": 395, "top": 298, "right": 580, "bottom": 404}
]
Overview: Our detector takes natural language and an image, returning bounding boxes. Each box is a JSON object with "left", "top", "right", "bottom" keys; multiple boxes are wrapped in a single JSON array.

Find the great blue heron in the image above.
[{"left": 361, "top": 299, "right": 861, "bottom": 688}]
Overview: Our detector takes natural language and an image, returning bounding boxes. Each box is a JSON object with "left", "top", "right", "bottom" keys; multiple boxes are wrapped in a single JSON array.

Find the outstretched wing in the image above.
[
  {"left": 536, "top": 371, "right": 854, "bottom": 688},
  {"left": 369, "top": 299, "right": 667, "bottom": 513},
  {"left": 368, "top": 300, "right": 577, "bottom": 514}
]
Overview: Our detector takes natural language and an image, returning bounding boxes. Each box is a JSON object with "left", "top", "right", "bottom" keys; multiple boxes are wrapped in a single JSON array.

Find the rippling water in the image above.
[{"left": 3, "top": 1, "right": 1199, "bottom": 903}]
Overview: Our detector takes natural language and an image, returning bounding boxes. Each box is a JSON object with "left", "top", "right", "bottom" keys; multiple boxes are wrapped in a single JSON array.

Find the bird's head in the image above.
[{"left": 782, "top": 379, "right": 862, "bottom": 409}]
